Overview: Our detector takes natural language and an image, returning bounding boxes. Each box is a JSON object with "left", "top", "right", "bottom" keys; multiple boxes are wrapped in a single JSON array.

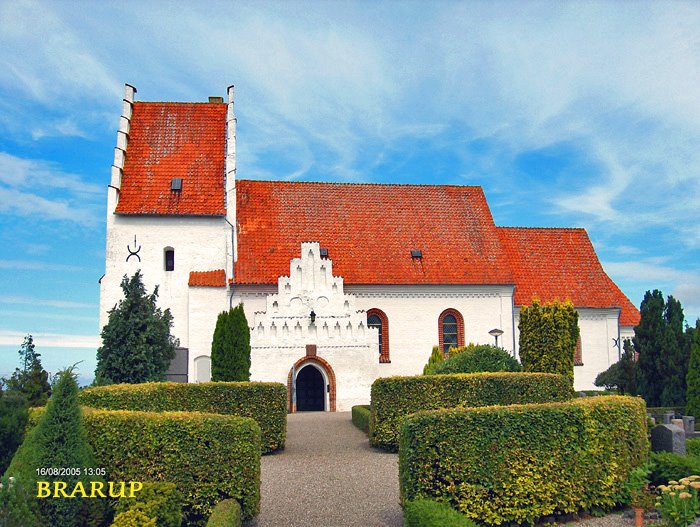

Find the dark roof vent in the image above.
[
  {"left": 411, "top": 249, "right": 423, "bottom": 259},
  {"left": 208, "top": 96, "right": 224, "bottom": 103},
  {"left": 171, "top": 178, "right": 183, "bottom": 191},
  {"left": 320, "top": 248, "right": 329, "bottom": 259}
]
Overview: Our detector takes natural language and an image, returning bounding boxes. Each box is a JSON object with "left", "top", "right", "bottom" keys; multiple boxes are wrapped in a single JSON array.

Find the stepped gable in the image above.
[
  {"left": 115, "top": 102, "right": 227, "bottom": 216},
  {"left": 234, "top": 180, "right": 514, "bottom": 286},
  {"left": 497, "top": 226, "right": 640, "bottom": 326}
]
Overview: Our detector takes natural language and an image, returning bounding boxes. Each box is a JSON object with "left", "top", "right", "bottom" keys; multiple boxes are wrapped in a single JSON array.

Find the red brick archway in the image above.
[{"left": 287, "top": 356, "right": 336, "bottom": 413}]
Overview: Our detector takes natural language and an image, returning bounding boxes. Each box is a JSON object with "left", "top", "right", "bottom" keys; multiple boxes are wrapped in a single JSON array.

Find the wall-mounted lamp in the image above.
[
  {"left": 488, "top": 328, "right": 504, "bottom": 347},
  {"left": 310, "top": 310, "right": 316, "bottom": 324}
]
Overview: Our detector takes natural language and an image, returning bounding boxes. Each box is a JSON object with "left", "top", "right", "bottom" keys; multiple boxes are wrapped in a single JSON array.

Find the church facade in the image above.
[{"left": 99, "top": 85, "right": 639, "bottom": 411}]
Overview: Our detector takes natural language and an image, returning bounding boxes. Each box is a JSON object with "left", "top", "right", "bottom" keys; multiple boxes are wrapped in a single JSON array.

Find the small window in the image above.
[{"left": 164, "top": 248, "right": 175, "bottom": 271}]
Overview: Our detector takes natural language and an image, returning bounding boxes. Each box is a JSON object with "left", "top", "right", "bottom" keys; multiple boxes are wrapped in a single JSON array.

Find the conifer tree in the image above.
[
  {"left": 685, "top": 321, "right": 700, "bottom": 418},
  {"left": 423, "top": 346, "right": 445, "bottom": 375},
  {"left": 0, "top": 388, "right": 28, "bottom": 475},
  {"left": 4, "top": 335, "right": 51, "bottom": 406},
  {"left": 4, "top": 368, "right": 107, "bottom": 526},
  {"left": 211, "top": 304, "right": 251, "bottom": 381},
  {"left": 594, "top": 339, "right": 638, "bottom": 395},
  {"left": 518, "top": 299, "right": 578, "bottom": 386},
  {"left": 95, "top": 271, "right": 178, "bottom": 385}
]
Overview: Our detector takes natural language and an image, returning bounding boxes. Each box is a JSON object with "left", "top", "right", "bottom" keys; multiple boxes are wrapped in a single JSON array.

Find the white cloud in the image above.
[
  {"left": 0, "top": 260, "right": 84, "bottom": 272},
  {"left": 0, "top": 294, "right": 94, "bottom": 309},
  {"left": 0, "top": 330, "right": 98, "bottom": 348}
]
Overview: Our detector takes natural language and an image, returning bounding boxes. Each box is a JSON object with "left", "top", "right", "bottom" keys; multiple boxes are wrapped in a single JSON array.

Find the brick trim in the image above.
[
  {"left": 438, "top": 308, "right": 465, "bottom": 355},
  {"left": 367, "top": 308, "right": 390, "bottom": 363},
  {"left": 574, "top": 335, "right": 583, "bottom": 366},
  {"left": 287, "top": 356, "right": 336, "bottom": 413}
]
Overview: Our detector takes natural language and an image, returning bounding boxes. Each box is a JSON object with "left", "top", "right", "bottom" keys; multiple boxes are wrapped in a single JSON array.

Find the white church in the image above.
[{"left": 99, "top": 84, "right": 639, "bottom": 412}]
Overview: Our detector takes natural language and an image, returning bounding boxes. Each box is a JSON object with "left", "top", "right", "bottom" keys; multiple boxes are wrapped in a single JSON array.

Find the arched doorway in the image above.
[
  {"left": 287, "top": 356, "right": 337, "bottom": 412},
  {"left": 296, "top": 365, "right": 325, "bottom": 411}
]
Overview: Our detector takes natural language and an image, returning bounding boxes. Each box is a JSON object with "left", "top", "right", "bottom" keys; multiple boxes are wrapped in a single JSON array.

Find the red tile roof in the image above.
[
  {"left": 234, "top": 180, "right": 514, "bottom": 286},
  {"left": 189, "top": 269, "right": 227, "bottom": 287},
  {"left": 116, "top": 102, "right": 226, "bottom": 216},
  {"left": 497, "top": 227, "right": 640, "bottom": 326}
]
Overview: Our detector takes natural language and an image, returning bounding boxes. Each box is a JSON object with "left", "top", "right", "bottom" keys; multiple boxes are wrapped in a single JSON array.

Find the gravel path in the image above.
[{"left": 250, "top": 411, "right": 402, "bottom": 527}]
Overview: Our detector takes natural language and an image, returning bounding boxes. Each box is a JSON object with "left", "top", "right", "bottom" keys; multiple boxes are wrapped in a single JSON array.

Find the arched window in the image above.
[
  {"left": 367, "top": 308, "right": 390, "bottom": 363},
  {"left": 164, "top": 247, "right": 174, "bottom": 271},
  {"left": 438, "top": 308, "right": 464, "bottom": 354}
]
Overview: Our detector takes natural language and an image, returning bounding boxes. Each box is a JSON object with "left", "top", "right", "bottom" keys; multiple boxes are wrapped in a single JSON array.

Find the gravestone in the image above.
[
  {"left": 651, "top": 424, "right": 686, "bottom": 455},
  {"left": 672, "top": 418, "right": 685, "bottom": 430},
  {"left": 683, "top": 416, "right": 696, "bottom": 436}
]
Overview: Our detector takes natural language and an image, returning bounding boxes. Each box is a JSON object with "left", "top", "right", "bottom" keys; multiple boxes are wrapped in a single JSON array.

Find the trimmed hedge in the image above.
[
  {"left": 426, "top": 345, "right": 521, "bottom": 375},
  {"left": 112, "top": 509, "right": 157, "bottom": 527},
  {"left": 114, "top": 481, "right": 182, "bottom": 527},
  {"left": 370, "top": 372, "right": 573, "bottom": 450},
  {"left": 79, "top": 381, "right": 286, "bottom": 453},
  {"left": 404, "top": 499, "right": 476, "bottom": 527},
  {"left": 649, "top": 451, "right": 700, "bottom": 486},
  {"left": 352, "top": 405, "right": 371, "bottom": 434},
  {"left": 206, "top": 499, "right": 242, "bottom": 527},
  {"left": 399, "top": 396, "right": 649, "bottom": 526}
]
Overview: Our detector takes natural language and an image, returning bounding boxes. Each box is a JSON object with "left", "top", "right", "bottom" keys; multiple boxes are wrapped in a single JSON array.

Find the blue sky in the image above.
[{"left": 1, "top": 1, "right": 699, "bottom": 385}]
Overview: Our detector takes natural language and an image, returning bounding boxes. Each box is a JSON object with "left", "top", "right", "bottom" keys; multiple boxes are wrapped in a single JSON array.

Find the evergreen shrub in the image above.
[
  {"left": 211, "top": 305, "right": 251, "bottom": 382},
  {"left": 113, "top": 481, "right": 182, "bottom": 527},
  {"left": 519, "top": 299, "right": 578, "bottom": 386},
  {"left": 206, "top": 499, "right": 242, "bottom": 527},
  {"left": 687, "top": 438, "right": 700, "bottom": 457},
  {"left": 403, "top": 499, "right": 476, "bottom": 527},
  {"left": 370, "top": 372, "right": 573, "bottom": 451},
  {"left": 111, "top": 509, "right": 157, "bottom": 527},
  {"left": 351, "top": 405, "right": 371, "bottom": 434},
  {"left": 399, "top": 396, "right": 648, "bottom": 526},
  {"left": 0, "top": 394, "right": 28, "bottom": 474},
  {"left": 426, "top": 344, "right": 521, "bottom": 375},
  {"left": 80, "top": 381, "right": 286, "bottom": 453},
  {"left": 422, "top": 346, "right": 445, "bottom": 374}
]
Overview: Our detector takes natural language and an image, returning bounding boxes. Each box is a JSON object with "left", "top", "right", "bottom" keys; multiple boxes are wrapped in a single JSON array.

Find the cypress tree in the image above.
[
  {"left": 634, "top": 290, "right": 666, "bottom": 407},
  {"left": 659, "top": 296, "right": 689, "bottom": 406},
  {"left": 686, "top": 321, "right": 700, "bottom": 418},
  {"left": 95, "top": 271, "right": 178, "bottom": 385},
  {"left": 4, "top": 368, "right": 107, "bottom": 526},
  {"left": 518, "top": 299, "right": 578, "bottom": 386},
  {"left": 211, "top": 304, "right": 251, "bottom": 381}
]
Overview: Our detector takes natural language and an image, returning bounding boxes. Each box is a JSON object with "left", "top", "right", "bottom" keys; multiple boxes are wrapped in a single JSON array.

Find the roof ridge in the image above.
[
  {"left": 237, "top": 179, "right": 483, "bottom": 189},
  {"left": 498, "top": 225, "right": 586, "bottom": 231}
]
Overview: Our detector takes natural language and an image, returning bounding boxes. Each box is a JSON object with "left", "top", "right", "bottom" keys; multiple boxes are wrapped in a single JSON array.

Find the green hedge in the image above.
[
  {"left": 206, "top": 499, "right": 242, "bottom": 527},
  {"left": 399, "top": 396, "right": 648, "bottom": 526},
  {"left": 404, "top": 499, "right": 476, "bottom": 527},
  {"left": 370, "top": 372, "right": 573, "bottom": 450},
  {"left": 79, "top": 381, "right": 286, "bottom": 453},
  {"left": 352, "top": 405, "right": 371, "bottom": 434},
  {"left": 114, "top": 481, "right": 182, "bottom": 527},
  {"left": 649, "top": 451, "right": 700, "bottom": 486}
]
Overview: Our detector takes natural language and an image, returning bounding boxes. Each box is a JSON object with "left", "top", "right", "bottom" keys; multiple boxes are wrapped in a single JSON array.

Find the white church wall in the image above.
[
  {"left": 99, "top": 215, "right": 229, "bottom": 350},
  {"left": 187, "top": 285, "right": 229, "bottom": 380},
  {"left": 513, "top": 307, "right": 621, "bottom": 391}
]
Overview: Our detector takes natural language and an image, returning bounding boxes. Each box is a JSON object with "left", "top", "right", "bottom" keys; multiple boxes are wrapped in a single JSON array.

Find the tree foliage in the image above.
[
  {"left": 635, "top": 290, "right": 691, "bottom": 407},
  {"left": 518, "top": 299, "right": 579, "bottom": 386},
  {"left": 594, "top": 339, "right": 638, "bottom": 395},
  {"left": 0, "top": 389, "right": 28, "bottom": 475},
  {"left": 685, "top": 321, "right": 700, "bottom": 419},
  {"left": 211, "top": 304, "right": 251, "bottom": 382},
  {"left": 95, "top": 271, "right": 178, "bottom": 385},
  {"left": 423, "top": 345, "right": 445, "bottom": 375},
  {"left": 426, "top": 344, "right": 521, "bottom": 375},
  {"left": 3, "top": 335, "right": 51, "bottom": 406},
  {"left": 4, "top": 368, "right": 108, "bottom": 526}
]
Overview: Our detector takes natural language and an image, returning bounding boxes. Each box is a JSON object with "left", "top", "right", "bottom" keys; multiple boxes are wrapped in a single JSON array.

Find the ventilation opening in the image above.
[
  {"left": 171, "top": 178, "right": 182, "bottom": 191},
  {"left": 411, "top": 249, "right": 423, "bottom": 259},
  {"left": 320, "top": 248, "right": 329, "bottom": 259}
]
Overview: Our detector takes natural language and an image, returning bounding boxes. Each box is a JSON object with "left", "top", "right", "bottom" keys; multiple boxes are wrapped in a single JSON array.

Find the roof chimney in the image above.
[{"left": 209, "top": 96, "right": 224, "bottom": 103}]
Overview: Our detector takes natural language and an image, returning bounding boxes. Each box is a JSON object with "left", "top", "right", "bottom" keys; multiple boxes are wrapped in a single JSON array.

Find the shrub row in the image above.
[
  {"left": 649, "top": 451, "right": 700, "bottom": 486},
  {"left": 370, "top": 372, "right": 573, "bottom": 450},
  {"left": 404, "top": 499, "right": 476, "bottom": 527},
  {"left": 27, "top": 407, "right": 260, "bottom": 526},
  {"left": 399, "top": 396, "right": 648, "bottom": 526},
  {"left": 426, "top": 344, "right": 521, "bottom": 375},
  {"left": 79, "top": 381, "right": 286, "bottom": 453},
  {"left": 206, "top": 499, "right": 242, "bottom": 527},
  {"left": 351, "top": 405, "right": 371, "bottom": 434}
]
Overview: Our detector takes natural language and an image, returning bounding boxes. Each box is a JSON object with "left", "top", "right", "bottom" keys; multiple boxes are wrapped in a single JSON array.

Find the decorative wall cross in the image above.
[{"left": 126, "top": 235, "right": 141, "bottom": 262}]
